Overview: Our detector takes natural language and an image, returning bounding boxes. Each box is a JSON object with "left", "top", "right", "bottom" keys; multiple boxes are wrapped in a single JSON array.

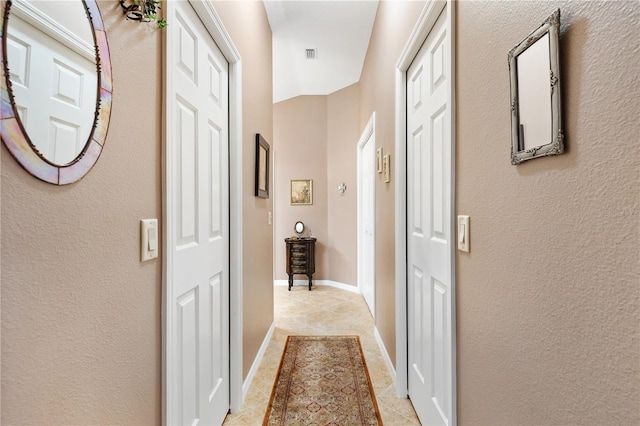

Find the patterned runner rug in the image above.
[{"left": 263, "top": 335, "right": 382, "bottom": 425}]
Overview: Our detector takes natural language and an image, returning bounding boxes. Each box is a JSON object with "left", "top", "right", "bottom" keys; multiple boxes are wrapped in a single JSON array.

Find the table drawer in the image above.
[{"left": 291, "top": 257, "right": 307, "bottom": 268}]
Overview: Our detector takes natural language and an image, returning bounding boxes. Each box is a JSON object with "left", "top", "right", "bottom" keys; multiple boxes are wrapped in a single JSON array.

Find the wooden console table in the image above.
[{"left": 285, "top": 237, "right": 316, "bottom": 291}]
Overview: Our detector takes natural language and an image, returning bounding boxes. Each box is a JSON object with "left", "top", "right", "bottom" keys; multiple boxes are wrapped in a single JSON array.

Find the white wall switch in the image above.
[
  {"left": 268, "top": 211, "right": 273, "bottom": 225},
  {"left": 457, "top": 215, "right": 470, "bottom": 252},
  {"left": 141, "top": 219, "right": 159, "bottom": 261}
]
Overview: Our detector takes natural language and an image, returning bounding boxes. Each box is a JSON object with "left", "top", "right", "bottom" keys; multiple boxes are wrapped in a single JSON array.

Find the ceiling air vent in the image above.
[{"left": 305, "top": 48, "right": 317, "bottom": 60}]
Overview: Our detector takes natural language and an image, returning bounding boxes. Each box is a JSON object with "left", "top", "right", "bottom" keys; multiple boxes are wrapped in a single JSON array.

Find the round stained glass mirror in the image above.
[{"left": 0, "top": 0, "right": 112, "bottom": 185}]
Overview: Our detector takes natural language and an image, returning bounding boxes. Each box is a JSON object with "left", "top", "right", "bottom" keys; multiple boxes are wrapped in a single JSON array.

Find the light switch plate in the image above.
[
  {"left": 141, "top": 219, "right": 159, "bottom": 261},
  {"left": 457, "top": 215, "right": 470, "bottom": 252}
]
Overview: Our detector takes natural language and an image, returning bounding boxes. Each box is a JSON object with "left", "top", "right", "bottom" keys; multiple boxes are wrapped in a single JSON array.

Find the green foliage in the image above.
[
  {"left": 140, "top": 0, "right": 166, "bottom": 28},
  {"left": 121, "top": 0, "right": 167, "bottom": 29}
]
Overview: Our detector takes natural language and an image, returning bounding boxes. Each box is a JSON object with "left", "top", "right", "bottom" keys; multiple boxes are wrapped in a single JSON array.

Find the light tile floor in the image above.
[{"left": 223, "top": 284, "right": 420, "bottom": 425}]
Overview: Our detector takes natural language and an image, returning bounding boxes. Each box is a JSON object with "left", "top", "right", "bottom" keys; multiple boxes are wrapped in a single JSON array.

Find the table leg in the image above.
[
  {"left": 308, "top": 274, "right": 312, "bottom": 291},
  {"left": 288, "top": 275, "right": 293, "bottom": 291}
]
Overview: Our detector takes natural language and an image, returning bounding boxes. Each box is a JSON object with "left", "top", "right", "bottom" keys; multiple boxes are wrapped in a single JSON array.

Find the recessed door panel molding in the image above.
[
  {"left": 430, "top": 31, "right": 447, "bottom": 92},
  {"left": 411, "top": 66, "right": 423, "bottom": 111},
  {"left": 52, "top": 60, "right": 83, "bottom": 107},
  {"left": 176, "top": 98, "right": 199, "bottom": 247},
  {"left": 208, "top": 54, "right": 222, "bottom": 106},
  {"left": 431, "top": 108, "right": 446, "bottom": 239},
  {"left": 431, "top": 278, "right": 449, "bottom": 421},
  {"left": 6, "top": 36, "right": 29, "bottom": 86},
  {"left": 412, "top": 127, "right": 423, "bottom": 236},
  {"left": 16, "top": 105, "right": 27, "bottom": 123},
  {"left": 208, "top": 121, "right": 222, "bottom": 240},
  {"left": 49, "top": 118, "right": 80, "bottom": 164},
  {"left": 410, "top": 267, "right": 425, "bottom": 384},
  {"left": 209, "top": 273, "right": 223, "bottom": 400},
  {"left": 176, "top": 12, "right": 197, "bottom": 84},
  {"left": 177, "top": 287, "right": 200, "bottom": 424}
]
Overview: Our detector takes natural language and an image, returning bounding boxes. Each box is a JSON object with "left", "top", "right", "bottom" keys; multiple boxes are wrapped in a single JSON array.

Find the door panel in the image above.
[
  {"left": 363, "top": 135, "right": 375, "bottom": 316},
  {"left": 208, "top": 123, "right": 223, "bottom": 239},
  {"left": 168, "top": 2, "right": 230, "bottom": 424},
  {"left": 431, "top": 109, "right": 446, "bottom": 238},
  {"left": 411, "top": 128, "right": 424, "bottom": 235},
  {"left": 358, "top": 121, "right": 376, "bottom": 318},
  {"left": 407, "top": 9, "right": 453, "bottom": 426},
  {"left": 209, "top": 273, "right": 224, "bottom": 400},
  {"left": 411, "top": 267, "right": 425, "bottom": 382},
  {"left": 177, "top": 287, "right": 199, "bottom": 424},
  {"left": 7, "top": 15, "right": 96, "bottom": 165},
  {"left": 176, "top": 98, "right": 198, "bottom": 246}
]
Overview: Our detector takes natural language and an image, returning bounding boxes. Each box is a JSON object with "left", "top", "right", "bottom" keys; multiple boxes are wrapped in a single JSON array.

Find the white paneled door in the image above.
[
  {"left": 358, "top": 116, "right": 376, "bottom": 317},
  {"left": 166, "top": 1, "right": 230, "bottom": 425},
  {"left": 7, "top": 14, "right": 97, "bottom": 165},
  {"left": 406, "top": 8, "right": 453, "bottom": 426}
]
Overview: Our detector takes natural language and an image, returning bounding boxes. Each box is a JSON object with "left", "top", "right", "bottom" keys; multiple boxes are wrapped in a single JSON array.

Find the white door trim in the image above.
[
  {"left": 357, "top": 112, "right": 376, "bottom": 317},
  {"left": 394, "top": 0, "right": 456, "bottom": 417},
  {"left": 163, "top": 1, "right": 244, "bottom": 422}
]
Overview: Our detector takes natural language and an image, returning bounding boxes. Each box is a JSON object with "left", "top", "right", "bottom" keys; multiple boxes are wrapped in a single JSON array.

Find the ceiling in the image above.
[{"left": 263, "top": 0, "right": 379, "bottom": 103}]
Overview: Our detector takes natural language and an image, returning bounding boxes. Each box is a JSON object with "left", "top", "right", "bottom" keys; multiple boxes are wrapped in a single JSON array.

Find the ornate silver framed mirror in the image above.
[
  {"left": 294, "top": 221, "right": 305, "bottom": 236},
  {"left": 0, "top": 0, "right": 112, "bottom": 184},
  {"left": 508, "top": 9, "right": 563, "bottom": 165}
]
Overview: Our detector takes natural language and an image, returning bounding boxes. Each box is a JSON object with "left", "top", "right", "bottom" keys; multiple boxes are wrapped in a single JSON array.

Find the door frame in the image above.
[
  {"left": 394, "top": 0, "right": 456, "bottom": 417},
  {"left": 163, "top": 1, "right": 244, "bottom": 422},
  {"left": 357, "top": 112, "right": 376, "bottom": 317}
]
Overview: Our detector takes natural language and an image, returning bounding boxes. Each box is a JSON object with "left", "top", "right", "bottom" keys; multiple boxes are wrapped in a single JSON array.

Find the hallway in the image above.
[{"left": 223, "top": 285, "right": 420, "bottom": 425}]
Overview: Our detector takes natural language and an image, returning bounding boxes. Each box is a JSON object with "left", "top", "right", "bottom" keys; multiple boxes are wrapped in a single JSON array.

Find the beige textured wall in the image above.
[
  {"left": 2, "top": 1, "right": 276, "bottom": 423},
  {"left": 212, "top": 0, "right": 274, "bottom": 379},
  {"left": 456, "top": 1, "right": 639, "bottom": 424},
  {"left": 359, "top": 0, "right": 427, "bottom": 366},
  {"left": 1, "top": 1, "right": 162, "bottom": 423},
  {"left": 327, "top": 84, "right": 360, "bottom": 287},
  {"left": 273, "top": 85, "right": 361, "bottom": 287},
  {"left": 274, "top": 96, "right": 329, "bottom": 281}
]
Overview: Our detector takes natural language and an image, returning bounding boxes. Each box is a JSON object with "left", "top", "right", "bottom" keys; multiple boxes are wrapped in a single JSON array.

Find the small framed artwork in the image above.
[
  {"left": 376, "top": 147, "right": 383, "bottom": 173},
  {"left": 290, "top": 179, "right": 313, "bottom": 205},
  {"left": 255, "top": 134, "right": 270, "bottom": 198},
  {"left": 383, "top": 154, "right": 391, "bottom": 183}
]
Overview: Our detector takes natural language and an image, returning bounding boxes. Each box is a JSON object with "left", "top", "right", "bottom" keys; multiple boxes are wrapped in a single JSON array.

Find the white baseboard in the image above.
[
  {"left": 274, "top": 279, "right": 359, "bottom": 294},
  {"left": 374, "top": 326, "right": 396, "bottom": 383},
  {"left": 242, "top": 321, "right": 275, "bottom": 402}
]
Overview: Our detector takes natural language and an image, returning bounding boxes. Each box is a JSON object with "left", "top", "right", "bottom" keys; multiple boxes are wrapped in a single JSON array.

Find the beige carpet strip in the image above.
[{"left": 263, "top": 335, "right": 382, "bottom": 425}]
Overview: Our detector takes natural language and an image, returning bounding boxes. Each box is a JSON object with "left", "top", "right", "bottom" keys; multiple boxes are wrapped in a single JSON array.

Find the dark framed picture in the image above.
[{"left": 255, "top": 133, "right": 270, "bottom": 198}]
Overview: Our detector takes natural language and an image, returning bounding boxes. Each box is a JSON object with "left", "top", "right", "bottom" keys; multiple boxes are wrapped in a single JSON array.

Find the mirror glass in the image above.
[
  {"left": 0, "top": 0, "right": 112, "bottom": 184},
  {"left": 516, "top": 33, "right": 551, "bottom": 151},
  {"left": 294, "top": 221, "right": 305, "bottom": 235},
  {"left": 509, "top": 9, "right": 563, "bottom": 165},
  {"left": 7, "top": 0, "right": 97, "bottom": 164}
]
